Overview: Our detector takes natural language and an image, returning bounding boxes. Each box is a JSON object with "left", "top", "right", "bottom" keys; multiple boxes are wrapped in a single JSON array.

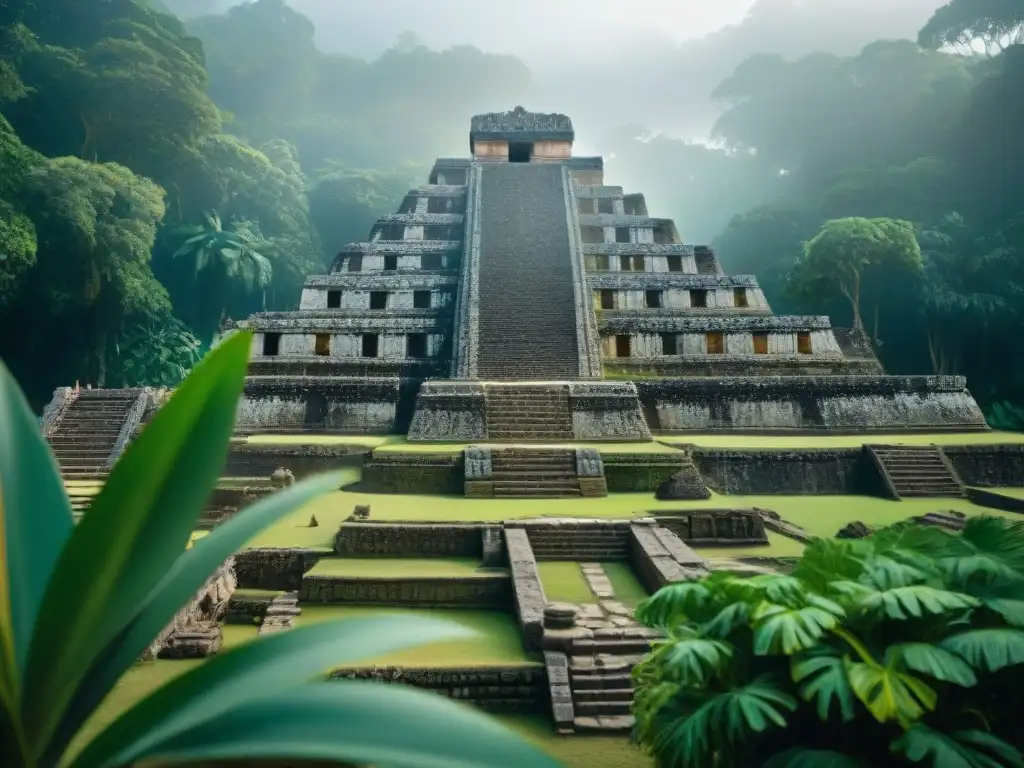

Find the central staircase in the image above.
[
  {"left": 569, "top": 654, "right": 641, "bottom": 732},
  {"left": 475, "top": 163, "right": 581, "bottom": 379},
  {"left": 490, "top": 449, "right": 580, "bottom": 498},
  {"left": 867, "top": 445, "right": 965, "bottom": 498},
  {"left": 48, "top": 390, "right": 139, "bottom": 480},
  {"left": 485, "top": 384, "right": 573, "bottom": 442}
]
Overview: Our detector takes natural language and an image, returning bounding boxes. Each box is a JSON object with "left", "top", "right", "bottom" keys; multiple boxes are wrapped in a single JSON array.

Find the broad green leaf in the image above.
[
  {"left": 650, "top": 679, "right": 796, "bottom": 768},
  {"left": 702, "top": 601, "right": 751, "bottom": 638},
  {"left": 753, "top": 602, "right": 841, "bottom": 656},
  {"left": 764, "top": 748, "right": 865, "bottom": 768},
  {"left": 940, "top": 554, "right": 1024, "bottom": 585},
  {"left": 636, "top": 577, "right": 726, "bottom": 628},
  {"left": 942, "top": 628, "right": 1024, "bottom": 673},
  {"left": 845, "top": 659, "right": 936, "bottom": 726},
  {"left": 54, "top": 473, "right": 340, "bottom": 763},
  {"left": 71, "top": 616, "right": 475, "bottom": 768},
  {"left": 22, "top": 333, "right": 252, "bottom": 754},
  {"left": 857, "top": 585, "right": 979, "bottom": 620},
  {"left": 0, "top": 363, "right": 75, "bottom": 676},
  {"left": 659, "top": 636, "right": 734, "bottom": 686},
  {"left": 892, "top": 723, "right": 1024, "bottom": 768},
  {"left": 860, "top": 554, "right": 930, "bottom": 590},
  {"left": 961, "top": 516, "right": 1024, "bottom": 573},
  {"left": 887, "top": 642, "right": 977, "bottom": 686},
  {"left": 981, "top": 598, "right": 1024, "bottom": 627},
  {"left": 791, "top": 650, "right": 856, "bottom": 722},
  {"left": 120, "top": 682, "right": 563, "bottom": 768}
]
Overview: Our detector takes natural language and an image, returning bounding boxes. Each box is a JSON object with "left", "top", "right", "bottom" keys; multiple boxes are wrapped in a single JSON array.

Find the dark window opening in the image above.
[
  {"left": 262, "top": 332, "right": 281, "bottom": 356},
  {"left": 706, "top": 332, "right": 725, "bottom": 354},
  {"left": 594, "top": 254, "right": 609, "bottom": 270},
  {"left": 348, "top": 255, "right": 363, "bottom": 273},
  {"left": 615, "top": 335, "right": 632, "bottom": 358},
  {"left": 690, "top": 289, "right": 708, "bottom": 308},
  {"left": 667, "top": 255, "right": 683, "bottom": 272},
  {"left": 314, "top": 334, "right": 331, "bottom": 357},
  {"left": 369, "top": 291, "right": 388, "bottom": 310},
  {"left": 427, "top": 197, "right": 450, "bottom": 214},
  {"left": 407, "top": 333, "right": 428, "bottom": 358},
  {"left": 734, "top": 288, "right": 749, "bottom": 308},
  {"left": 600, "top": 290, "right": 615, "bottom": 310},
  {"left": 646, "top": 290, "right": 663, "bottom": 309},
  {"left": 361, "top": 333, "right": 379, "bottom": 358},
  {"left": 661, "top": 333, "right": 678, "bottom": 356},
  {"left": 413, "top": 290, "right": 431, "bottom": 309},
  {"left": 797, "top": 331, "right": 812, "bottom": 354},
  {"left": 753, "top": 332, "right": 768, "bottom": 354},
  {"left": 508, "top": 141, "right": 532, "bottom": 163},
  {"left": 421, "top": 253, "right": 442, "bottom": 270},
  {"left": 379, "top": 224, "right": 403, "bottom": 240},
  {"left": 598, "top": 198, "right": 614, "bottom": 214},
  {"left": 581, "top": 227, "right": 604, "bottom": 244},
  {"left": 383, "top": 255, "right": 398, "bottom": 272},
  {"left": 615, "top": 227, "right": 631, "bottom": 243},
  {"left": 327, "top": 290, "right": 341, "bottom": 309}
]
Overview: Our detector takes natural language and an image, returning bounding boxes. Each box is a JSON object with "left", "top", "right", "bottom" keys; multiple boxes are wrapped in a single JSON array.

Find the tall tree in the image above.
[{"left": 919, "top": 0, "right": 1024, "bottom": 54}]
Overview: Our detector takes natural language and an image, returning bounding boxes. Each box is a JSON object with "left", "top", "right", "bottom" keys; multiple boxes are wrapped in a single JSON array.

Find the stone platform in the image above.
[{"left": 406, "top": 380, "right": 650, "bottom": 442}]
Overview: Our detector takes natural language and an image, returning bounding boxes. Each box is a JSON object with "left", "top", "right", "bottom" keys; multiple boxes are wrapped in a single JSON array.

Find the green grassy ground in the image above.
[
  {"left": 239, "top": 433, "right": 399, "bottom": 448},
  {"left": 603, "top": 562, "right": 651, "bottom": 607},
  {"left": 657, "top": 431, "right": 1024, "bottom": 449},
  {"left": 295, "top": 606, "right": 538, "bottom": 667},
  {"left": 305, "top": 557, "right": 497, "bottom": 577},
  {"left": 538, "top": 562, "right": 595, "bottom": 603},
  {"left": 375, "top": 440, "right": 680, "bottom": 455},
  {"left": 693, "top": 531, "right": 806, "bottom": 559},
  {"left": 993, "top": 487, "right": 1024, "bottom": 500},
  {"left": 501, "top": 715, "right": 652, "bottom": 768}
]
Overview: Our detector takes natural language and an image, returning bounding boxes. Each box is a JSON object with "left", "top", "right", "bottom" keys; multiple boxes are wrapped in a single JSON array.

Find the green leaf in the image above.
[
  {"left": 753, "top": 601, "right": 842, "bottom": 656},
  {"left": 942, "top": 628, "right": 1024, "bottom": 673},
  {"left": 887, "top": 643, "right": 977, "bottom": 686},
  {"left": 0, "top": 362, "right": 75, "bottom": 676},
  {"left": 636, "top": 577, "right": 722, "bottom": 628},
  {"left": 117, "top": 682, "right": 563, "bottom": 768},
  {"left": 54, "top": 473, "right": 341, "bottom": 763},
  {"left": 857, "top": 585, "right": 979, "bottom": 620},
  {"left": 659, "top": 635, "right": 734, "bottom": 686},
  {"left": 71, "top": 616, "right": 476, "bottom": 768},
  {"left": 22, "top": 333, "right": 252, "bottom": 755},
  {"left": 981, "top": 598, "right": 1024, "bottom": 627},
  {"left": 764, "top": 748, "right": 865, "bottom": 768},
  {"left": 892, "top": 723, "right": 1024, "bottom": 768},
  {"left": 961, "top": 516, "right": 1024, "bottom": 573},
  {"left": 791, "top": 650, "right": 856, "bottom": 722},
  {"left": 845, "top": 659, "right": 936, "bottom": 727},
  {"left": 702, "top": 601, "right": 751, "bottom": 638}
]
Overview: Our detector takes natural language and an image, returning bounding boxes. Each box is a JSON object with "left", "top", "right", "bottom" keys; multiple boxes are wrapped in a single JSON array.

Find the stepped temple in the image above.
[{"left": 228, "top": 106, "right": 984, "bottom": 442}]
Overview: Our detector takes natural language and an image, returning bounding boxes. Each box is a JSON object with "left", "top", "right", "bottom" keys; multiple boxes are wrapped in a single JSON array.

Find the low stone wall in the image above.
[
  {"left": 637, "top": 375, "right": 987, "bottom": 432},
  {"left": 299, "top": 574, "right": 511, "bottom": 608},
  {"left": 945, "top": 444, "right": 1024, "bottom": 487},
  {"left": 568, "top": 382, "right": 651, "bottom": 441},
  {"left": 143, "top": 559, "right": 237, "bottom": 660},
  {"left": 966, "top": 487, "right": 1024, "bottom": 513},
  {"left": 508, "top": 518, "right": 632, "bottom": 561},
  {"left": 40, "top": 386, "right": 77, "bottom": 436},
  {"left": 225, "top": 592, "right": 275, "bottom": 624},
  {"left": 629, "top": 522, "right": 708, "bottom": 593},
  {"left": 359, "top": 452, "right": 464, "bottom": 494},
  {"left": 693, "top": 448, "right": 886, "bottom": 495},
  {"left": 407, "top": 381, "right": 487, "bottom": 441},
  {"left": 506, "top": 528, "right": 547, "bottom": 650},
  {"left": 224, "top": 443, "right": 366, "bottom": 478},
  {"left": 655, "top": 509, "right": 770, "bottom": 547},
  {"left": 335, "top": 522, "right": 487, "bottom": 558},
  {"left": 234, "top": 548, "right": 326, "bottom": 591},
  {"left": 602, "top": 452, "right": 686, "bottom": 492},
  {"left": 235, "top": 376, "right": 415, "bottom": 434},
  {"left": 328, "top": 665, "right": 547, "bottom": 713}
]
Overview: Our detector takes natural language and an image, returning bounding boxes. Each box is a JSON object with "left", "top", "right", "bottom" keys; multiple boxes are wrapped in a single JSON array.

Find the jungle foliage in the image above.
[{"left": 632, "top": 516, "right": 1024, "bottom": 767}]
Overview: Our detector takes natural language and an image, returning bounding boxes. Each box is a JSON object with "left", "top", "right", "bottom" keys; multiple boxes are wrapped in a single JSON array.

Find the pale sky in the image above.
[{"left": 288, "top": 0, "right": 760, "bottom": 58}]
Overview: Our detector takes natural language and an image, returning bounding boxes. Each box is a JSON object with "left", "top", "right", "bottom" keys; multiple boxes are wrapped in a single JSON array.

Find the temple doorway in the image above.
[{"left": 508, "top": 142, "right": 532, "bottom": 163}]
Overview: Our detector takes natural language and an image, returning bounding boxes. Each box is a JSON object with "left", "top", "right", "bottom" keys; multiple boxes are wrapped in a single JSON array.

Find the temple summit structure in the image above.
[{"left": 233, "top": 107, "right": 985, "bottom": 441}]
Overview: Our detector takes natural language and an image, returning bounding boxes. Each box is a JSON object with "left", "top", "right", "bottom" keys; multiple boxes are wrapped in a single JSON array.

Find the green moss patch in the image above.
[
  {"left": 694, "top": 531, "right": 806, "bottom": 559},
  {"left": 537, "top": 562, "right": 594, "bottom": 603},
  {"left": 658, "top": 431, "right": 1024, "bottom": 450},
  {"left": 374, "top": 440, "right": 679, "bottom": 455},
  {"left": 603, "top": 562, "right": 650, "bottom": 607},
  {"left": 294, "top": 606, "right": 537, "bottom": 667},
  {"left": 241, "top": 433, "right": 400, "bottom": 447},
  {"left": 306, "top": 557, "right": 497, "bottom": 578},
  {"left": 500, "top": 715, "right": 652, "bottom": 768}
]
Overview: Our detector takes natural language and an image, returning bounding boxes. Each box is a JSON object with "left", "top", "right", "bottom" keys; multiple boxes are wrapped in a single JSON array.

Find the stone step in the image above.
[
  {"left": 491, "top": 472, "right": 577, "bottom": 481},
  {"left": 572, "top": 715, "right": 635, "bottom": 734},
  {"left": 489, "top": 461, "right": 577, "bottom": 470},
  {"left": 493, "top": 490, "right": 582, "bottom": 499},
  {"left": 573, "top": 699, "right": 632, "bottom": 716},
  {"left": 571, "top": 638, "right": 654, "bottom": 655},
  {"left": 570, "top": 672, "right": 633, "bottom": 690}
]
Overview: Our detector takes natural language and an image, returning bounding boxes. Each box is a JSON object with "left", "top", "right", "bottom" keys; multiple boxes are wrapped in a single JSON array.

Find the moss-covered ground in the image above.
[
  {"left": 604, "top": 562, "right": 651, "bottom": 606},
  {"left": 657, "top": 431, "right": 1024, "bottom": 449},
  {"left": 375, "top": 439, "right": 680, "bottom": 455},
  {"left": 993, "top": 487, "right": 1024, "bottom": 500},
  {"left": 305, "top": 556, "right": 500, "bottom": 577},
  {"left": 538, "top": 561, "right": 595, "bottom": 603}
]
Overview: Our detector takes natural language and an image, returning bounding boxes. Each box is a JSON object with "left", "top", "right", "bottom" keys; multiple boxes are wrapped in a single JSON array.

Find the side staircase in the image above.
[
  {"left": 569, "top": 653, "right": 642, "bottom": 732},
  {"left": 866, "top": 445, "right": 965, "bottom": 498},
  {"left": 524, "top": 523, "right": 630, "bottom": 560},
  {"left": 47, "top": 390, "right": 140, "bottom": 480},
  {"left": 490, "top": 449, "right": 580, "bottom": 498},
  {"left": 485, "top": 384, "right": 573, "bottom": 442}
]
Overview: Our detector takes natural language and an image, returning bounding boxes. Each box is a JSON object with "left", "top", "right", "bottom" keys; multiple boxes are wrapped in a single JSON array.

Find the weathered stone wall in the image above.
[
  {"left": 299, "top": 574, "right": 511, "bottom": 608},
  {"left": 568, "top": 381, "right": 650, "bottom": 441},
  {"left": 602, "top": 452, "right": 686, "bottom": 492},
  {"left": 234, "top": 548, "right": 325, "bottom": 591},
  {"left": 693, "top": 448, "right": 875, "bottom": 495},
  {"left": 655, "top": 510, "right": 770, "bottom": 546},
  {"left": 945, "top": 444, "right": 1024, "bottom": 487},
  {"left": 143, "top": 558, "right": 237, "bottom": 660},
  {"left": 359, "top": 452, "right": 464, "bottom": 494},
  {"left": 40, "top": 386, "right": 77, "bottom": 436},
  {"left": 328, "top": 665, "right": 547, "bottom": 713},
  {"left": 334, "top": 522, "right": 487, "bottom": 558},
  {"left": 637, "top": 376, "right": 987, "bottom": 432},
  {"left": 506, "top": 528, "right": 546, "bottom": 649},
  {"left": 966, "top": 487, "right": 1024, "bottom": 513},
  {"left": 406, "top": 381, "right": 487, "bottom": 441},
  {"left": 508, "top": 519, "right": 632, "bottom": 561},
  {"left": 629, "top": 522, "right": 707, "bottom": 593},
  {"left": 224, "top": 443, "right": 366, "bottom": 478}
]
